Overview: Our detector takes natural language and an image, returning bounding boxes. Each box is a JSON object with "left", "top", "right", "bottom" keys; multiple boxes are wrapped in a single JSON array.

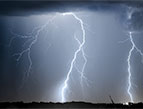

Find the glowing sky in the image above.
[{"left": 0, "top": 1, "right": 143, "bottom": 103}]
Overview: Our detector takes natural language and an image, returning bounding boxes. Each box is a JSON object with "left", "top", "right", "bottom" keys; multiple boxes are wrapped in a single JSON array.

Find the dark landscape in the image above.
[{"left": 0, "top": 101, "right": 143, "bottom": 108}]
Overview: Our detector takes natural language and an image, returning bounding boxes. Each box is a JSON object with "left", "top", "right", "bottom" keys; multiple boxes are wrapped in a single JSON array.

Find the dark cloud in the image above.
[
  {"left": 0, "top": 1, "right": 141, "bottom": 16},
  {"left": 127, "top": 9, "right": 143, "bottom": 32}
]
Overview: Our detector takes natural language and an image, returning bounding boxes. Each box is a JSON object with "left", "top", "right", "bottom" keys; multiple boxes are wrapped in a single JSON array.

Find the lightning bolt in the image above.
[
  {"left": 127, "top": 31, "right": 143, "bottom": 103},
  {"left": 74, "top": 34, "right": 89, "bottom": 89},
  {"left": 125, "top": 7, "right": 143, "bottom": 103},
  {"left": 9, "top": 16, "right": 56, "bottom": 86},
  {"left": 61, "top": 12, "right": 87, "bottom": 102},
  {"left": 127, "top": 31, "right": 134, "bottom": 103},
  {"left": 9, "top": 12, "right": 89, "bottom": 101}
]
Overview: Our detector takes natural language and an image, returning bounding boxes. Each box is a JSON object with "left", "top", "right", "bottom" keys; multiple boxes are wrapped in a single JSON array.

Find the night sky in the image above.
[{"left": 0, "top": 0, "right": 143, "bottom": 103}]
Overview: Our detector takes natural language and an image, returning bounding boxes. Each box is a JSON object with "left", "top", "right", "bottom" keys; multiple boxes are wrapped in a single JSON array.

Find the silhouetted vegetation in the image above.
[{"left": 0, "top": 101, "right": 143, "bottom": 108}]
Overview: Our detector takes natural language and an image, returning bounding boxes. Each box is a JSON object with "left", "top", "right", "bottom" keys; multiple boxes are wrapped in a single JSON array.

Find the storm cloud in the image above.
[{"left": 0, "top": 1, "right": 141, "bottom": 16}]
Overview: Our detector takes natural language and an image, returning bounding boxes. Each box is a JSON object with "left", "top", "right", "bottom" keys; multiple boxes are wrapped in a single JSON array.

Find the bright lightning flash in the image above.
[
  {"left": 127, "top": 31, "right": 143, "bottom": 103},
  {"left": 125, "top": 7, "right": 143, "bottom": 103},
  {"left": 9, "top": 16, "right": 56, "bottom": 86},
  {"left": 9, "top": 12, "right": 89, "bottom": 102},
  {"left": 61, "top": 12, "right": 87, "bottom": 102}
]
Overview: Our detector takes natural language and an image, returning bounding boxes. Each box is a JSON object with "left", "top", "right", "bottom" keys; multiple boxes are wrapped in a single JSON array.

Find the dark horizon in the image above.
[{"left": 1, "top": 101, "right": 143, "bottom": 108}]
